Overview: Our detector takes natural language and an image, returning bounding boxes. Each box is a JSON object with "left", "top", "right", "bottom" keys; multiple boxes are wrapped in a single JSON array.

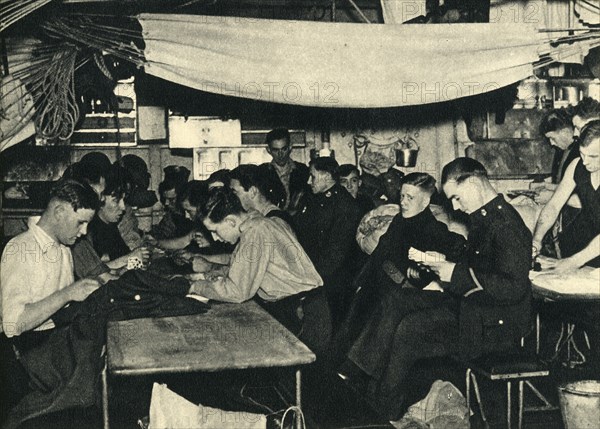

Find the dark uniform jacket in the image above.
[
  {"left": 372, "top": 207, "right": 467, "bottom": 287},
  {"left": 447, "top": 195, "right": 532, "bottom": 360},
  {"left": 294, "top": 184, "right": 363, "bottom": 302}
]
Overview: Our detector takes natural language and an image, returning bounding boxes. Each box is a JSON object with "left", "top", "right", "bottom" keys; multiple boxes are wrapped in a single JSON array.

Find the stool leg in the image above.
[
  {"left": 507, "top": 381, "right": 512, "bottom": 429},
  {"left": 466, "top": 369, "right": 471, "bottom": 415},
  {"left": 518, "top": 380, "right": 524, "bottom": 429},
  {"left": 471, "top": 372, "right": 488, "bottom": 426}
]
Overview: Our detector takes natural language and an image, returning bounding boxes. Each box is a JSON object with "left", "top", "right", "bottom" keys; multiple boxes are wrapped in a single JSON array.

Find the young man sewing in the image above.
[{"left": 188, "top": 187, "right": 331, "bottom": 353}]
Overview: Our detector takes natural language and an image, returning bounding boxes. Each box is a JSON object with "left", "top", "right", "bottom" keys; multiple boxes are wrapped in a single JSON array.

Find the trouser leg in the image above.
[
  {"left": 375, "top": 306, "right": 459, "bottom": 421},
  {"left": 348, "top": 288, "right": 454, "bottom": 378}
]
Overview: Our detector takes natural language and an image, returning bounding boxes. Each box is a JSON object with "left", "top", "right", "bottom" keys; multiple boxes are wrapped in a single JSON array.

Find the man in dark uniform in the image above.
[
  {"left": 294, "top": 157, "right": 363, "bottom": 329},
  {"left": 365, "top": 158, "right": 532, "bottom": 421}
]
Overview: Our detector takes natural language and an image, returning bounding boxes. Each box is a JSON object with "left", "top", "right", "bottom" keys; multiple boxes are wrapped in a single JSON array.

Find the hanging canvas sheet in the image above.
[{"left": 138, "top": 14, "right": 549, "bottom": 108}]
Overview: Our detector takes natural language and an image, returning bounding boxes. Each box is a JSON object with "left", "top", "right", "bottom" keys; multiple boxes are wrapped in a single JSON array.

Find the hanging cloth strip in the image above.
[{"left": 138, "top": 14, "right": 551, "bottom": 108}]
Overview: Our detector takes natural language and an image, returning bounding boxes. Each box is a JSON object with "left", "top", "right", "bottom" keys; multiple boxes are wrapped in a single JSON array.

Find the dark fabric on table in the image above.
[{"left": 3, "top": 270, "right": 208, "bottom": 429}]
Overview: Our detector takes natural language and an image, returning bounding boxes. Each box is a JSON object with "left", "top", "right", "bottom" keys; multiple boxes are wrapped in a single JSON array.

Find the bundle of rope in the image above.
[
  {"left": 0, "top": 0, "right": 52, "bottom": 33},
  {"left": 33, "top": 46, "right": 80, "bottom": 141}
]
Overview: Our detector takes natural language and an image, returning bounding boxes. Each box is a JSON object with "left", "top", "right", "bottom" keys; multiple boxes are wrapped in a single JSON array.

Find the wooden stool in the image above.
[{"left": 463, "top": 352, "right": 554, "bottom": 429}]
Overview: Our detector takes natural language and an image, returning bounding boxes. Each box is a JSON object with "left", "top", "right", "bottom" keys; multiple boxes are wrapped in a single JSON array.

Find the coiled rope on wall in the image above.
[{"left": 34, "top": 45, "right": 80, "bottom": 141}]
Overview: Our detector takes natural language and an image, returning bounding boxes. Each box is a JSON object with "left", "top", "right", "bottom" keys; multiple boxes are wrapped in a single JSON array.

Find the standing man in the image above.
[
  {"left": 294, "top": 157, "right": 363, "bottom": 328},
  {"left": 265, "top": 128, "right": 310, "bottom": 213},
  {"left": 369, "top": 158, "right": 532, "bottom": 421},
  {"left": 533, "top": 121, "right": 600, "bottom": 269}
]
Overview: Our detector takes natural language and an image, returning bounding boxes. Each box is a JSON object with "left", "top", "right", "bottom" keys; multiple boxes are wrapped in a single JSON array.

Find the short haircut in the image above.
[
  {"left": 120, "top": 155, "right": 151, "bottom": 189},
  {"left": 338, "top": 164, "right": 360, "bottom": 178},
  {"left": 402, "top": 172, "right": 437, "bottom": 196},
  {"left": 574, "top": 97, "right": 600, "bottom": 120},
  {"left": 62, "top": 161, "right": 105, "bottom": 187},
  {"left": 441, "top": 157, "right": 488, "bottom": 185},
  {"left": 540, "top": 108, "right": 573, "bottom": 135},
  {"left": 49, "top": 179, "right": 99, "bottom": 212},
  {"left": 207, "top": 169, "right": 231, "bottom": 188},
  {"left": 79, "top": 152, "right": 112, "bottom": 171},
  {"left": 178, "top": 180, "right": 209, "bottom": 208},
  {"left": 230, "top": 164, "right": 286, "bottom": 206},
  {"left": 266, "top": 128, "right": 290, "bottom": 146},
  {"left": 579, "top": 120, "right": 600, "bottom": 148},
  {"left": 158, "top": 178, "right": 178, "bottom": 196},
  {"left": 310, "top": 156, "right": 339, "bottom": 181},
  {"left": 201, "top": 187, "right": 245, "bottom": 223},
  {"left": 102, "top": 165, "right": 129, "bottom": 202}
]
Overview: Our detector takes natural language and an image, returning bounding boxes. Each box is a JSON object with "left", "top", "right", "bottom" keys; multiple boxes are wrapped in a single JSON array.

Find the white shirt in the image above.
[{"left": 0, "top": 217, "right": 74, "bottom": 337}]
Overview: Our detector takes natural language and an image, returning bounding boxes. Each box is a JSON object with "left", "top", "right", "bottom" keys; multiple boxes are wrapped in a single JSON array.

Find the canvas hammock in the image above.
[{"left": 139, "top": 14, "right": 558, "bottom": 108}]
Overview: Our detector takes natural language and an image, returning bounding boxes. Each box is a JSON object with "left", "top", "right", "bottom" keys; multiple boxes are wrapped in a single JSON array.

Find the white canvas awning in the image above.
[{"left": 139, "top": 14, "right": 550, "bottom": 108}]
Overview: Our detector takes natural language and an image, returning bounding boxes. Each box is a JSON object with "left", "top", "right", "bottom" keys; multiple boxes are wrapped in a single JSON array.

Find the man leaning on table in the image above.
[
  {"left": 532, "top": 120, "right": 600, "bottom": 270},
  {"left": 187, "top": 187, "right": 332, "bottom": 354}
]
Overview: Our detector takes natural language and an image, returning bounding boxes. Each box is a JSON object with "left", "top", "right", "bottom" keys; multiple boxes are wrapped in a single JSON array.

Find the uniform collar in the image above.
[
  {"left": 470, "top": 194, "right": 505, "bottom": 222},
  {"left": 315, "top": 182, "right": 339, "bottom": 198}
]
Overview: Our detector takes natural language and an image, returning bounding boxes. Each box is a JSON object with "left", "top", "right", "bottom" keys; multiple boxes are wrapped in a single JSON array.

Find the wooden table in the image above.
[
  {"left": 530, "top": 267, "right": 599, "bottom": 363},
  {"left": 102, "top": 300, "right": 316, "bottom": 429}
]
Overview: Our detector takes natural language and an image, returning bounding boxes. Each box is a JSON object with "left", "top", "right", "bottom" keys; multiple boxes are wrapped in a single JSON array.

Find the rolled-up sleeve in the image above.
[
  {"left": 1, "top": 240, "right": 34, "bottom": 336},
  {"left": 192, "top": 227, "right": 271, "bottom": 303}
]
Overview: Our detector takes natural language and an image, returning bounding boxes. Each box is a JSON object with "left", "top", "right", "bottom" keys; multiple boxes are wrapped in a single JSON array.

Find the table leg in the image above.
[
  {"left": 296, "top": 369, "right": 302, "bottom": 429},
  {"left": 102, "top": 360, "right": 109, "bottom": 429}
]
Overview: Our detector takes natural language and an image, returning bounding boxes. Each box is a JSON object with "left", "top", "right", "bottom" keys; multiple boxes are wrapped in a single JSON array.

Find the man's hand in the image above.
[
  {"left": 544, "top": 257, "right": 582, "bottom": 273},
  {"left": 534, "top": 189, "right": 554, "bottom": 205},
  {"left": 67, "top": 278, "right": 101, "bottom": 302},
  {"left": 193, "top": 232, "right": 210, "bottom": 248},
  {"left": 130, "top": 246, "right": 151, "bottom": 264},
  {"left": 532, "top": 240, "right": 542, "bottom": 260},
  {"left": 192, "top": 256, "right": 215, "bottom": 273},
  {"left": 423, "top": 281, "right": 444, "bottom": 292},
  {"left": 426, "top": 260, "right": 456, "bottom": 283},
  {"left": 97, "top": 271, "right": 120, "bottom": 284},
  {"left": 406, "top": 266, "right": 420, "bottom": 279}
]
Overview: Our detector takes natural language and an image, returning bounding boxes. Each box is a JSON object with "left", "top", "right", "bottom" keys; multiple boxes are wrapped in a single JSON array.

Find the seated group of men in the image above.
[{"left": 1, "top": 123, "right": 599, "bottom": 424}]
